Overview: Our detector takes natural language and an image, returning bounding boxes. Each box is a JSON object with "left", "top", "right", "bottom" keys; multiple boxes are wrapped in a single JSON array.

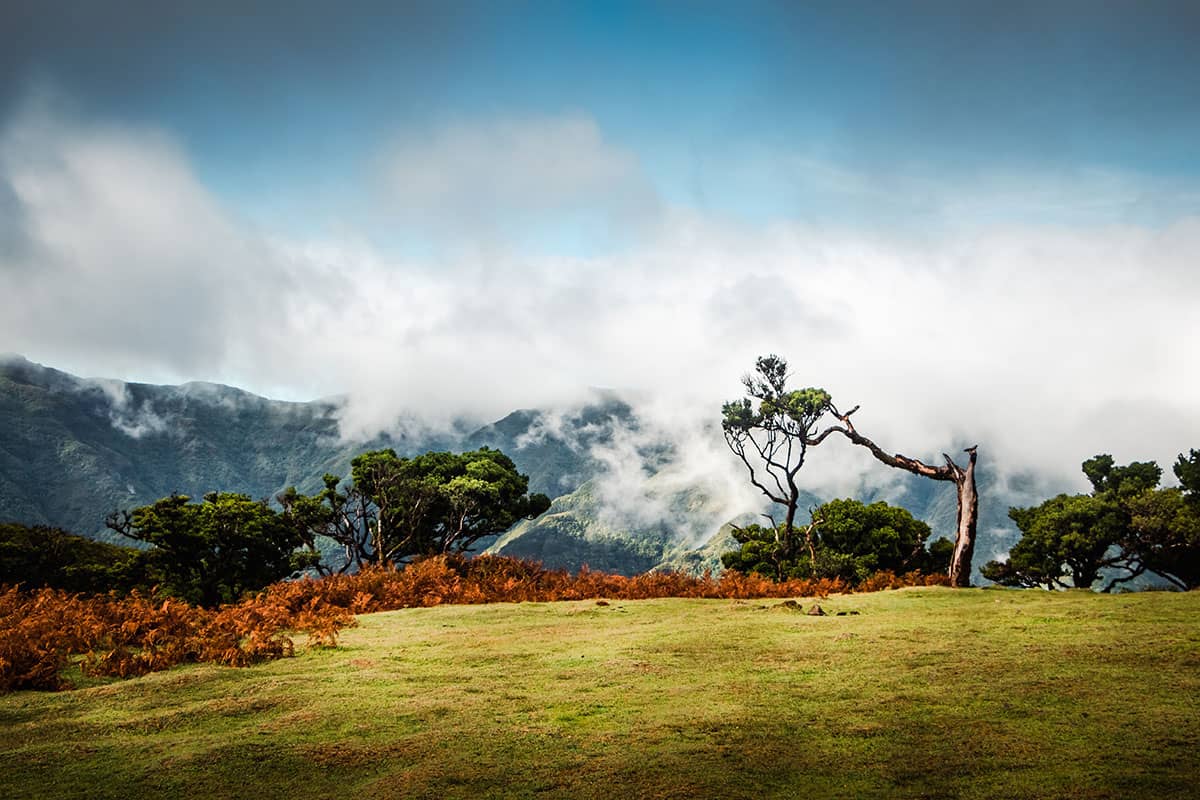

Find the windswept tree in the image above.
[
  {"left": 277, "top": 474, "right": 370, "bottom": 575},
  {"left": 721, "top": 355, "right": 835, "bottom": 571},
  {"left": 722, "top": 354, "right": 983, "bottom": 587},
  {"left": 821, "top": 407, "right": 980, "bottom": 588}
]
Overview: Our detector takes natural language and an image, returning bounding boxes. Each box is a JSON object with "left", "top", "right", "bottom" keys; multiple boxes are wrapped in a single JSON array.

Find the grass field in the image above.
[{"left": 1, "top": 587, "right": 1197, "bottom": 799}]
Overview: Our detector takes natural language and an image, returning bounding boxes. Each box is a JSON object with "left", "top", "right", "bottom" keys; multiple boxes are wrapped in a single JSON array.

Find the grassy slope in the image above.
[{"left": 2, "top": 588, "right": 1198, "bottom": 800}]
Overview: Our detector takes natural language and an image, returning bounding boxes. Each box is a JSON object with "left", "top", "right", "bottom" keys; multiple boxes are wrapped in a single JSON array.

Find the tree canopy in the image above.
[
  {"left": 722, "top": 353, "right": 982, "bottom": 587},
  {"left": 0, "top": 522, "right": 145, "bottom": 594},
  {"left": 983, "top": 450, "right": 1200, "bottom": 591},
  {"left": 721, "top": 498, "right": 950, "bottom": 584},
  {"left": 987, "top": 494, "right": 1127, "bottom": 589},
  {"left": 106, "top": 492, "right": 317, "bottom": 606},
  {"left": 721, "top": 355, "right": 834, "bottom": 565},
  {"left": 282, "top": 447, "right": 551, "bottom": 571}
]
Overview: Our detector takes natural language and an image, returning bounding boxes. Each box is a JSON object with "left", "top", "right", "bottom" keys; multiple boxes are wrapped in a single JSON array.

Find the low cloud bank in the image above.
[{"left": 3, "top": 101, "right": 1198, "bottom": 508}]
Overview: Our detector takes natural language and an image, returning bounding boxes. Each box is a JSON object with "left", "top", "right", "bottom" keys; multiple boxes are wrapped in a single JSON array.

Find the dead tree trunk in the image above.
[
  {"left": 815, "top": 406, "right": 979, "bottom": 587},
  {"left": 948, "top": 449, "right": 979, "bottom": 587}
]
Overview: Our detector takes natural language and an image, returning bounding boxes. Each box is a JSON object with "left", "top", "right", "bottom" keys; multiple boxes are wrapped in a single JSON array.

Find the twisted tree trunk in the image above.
[{"left": 815, "top": 406, "right": 980, "bottom": 587}]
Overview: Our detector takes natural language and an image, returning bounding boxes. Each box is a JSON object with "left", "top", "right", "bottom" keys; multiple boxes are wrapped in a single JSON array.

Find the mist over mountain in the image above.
[
  {"left": 0, "top": 356, "right": 1043, "bottom": 576},
  {"left": 0, "top": 355, "right": 448, "bottom": 542}
]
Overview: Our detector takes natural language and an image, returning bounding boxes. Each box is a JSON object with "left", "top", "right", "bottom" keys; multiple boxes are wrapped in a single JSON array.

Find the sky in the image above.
[{"left": 2, "top": 0, "right": 1199, "bottom": 490}]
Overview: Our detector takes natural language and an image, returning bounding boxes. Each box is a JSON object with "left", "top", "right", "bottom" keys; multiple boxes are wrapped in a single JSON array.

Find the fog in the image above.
[{"left": 3, "top": 99, "right": 1198, "bottom": 512}]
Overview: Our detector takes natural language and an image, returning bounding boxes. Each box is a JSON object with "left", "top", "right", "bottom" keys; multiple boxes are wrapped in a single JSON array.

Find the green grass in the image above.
[{"left": 2, "top": 588, "right": 1198, "bottom": 799}]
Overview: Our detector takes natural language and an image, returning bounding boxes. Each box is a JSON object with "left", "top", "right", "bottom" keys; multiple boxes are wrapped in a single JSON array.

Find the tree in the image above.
[
  {"left": 720, "top": 518, "right": 825, "bottom": 581},
  {"left": 1119, "top": 450, "right": 1200, "bottom": 590},
  {"left": 983, "top": 451, "right": 1200, "bottom": 591},
  {"left": 721, "top": 354, "right": 981, "bottom": 587},
  {"left": 984, "top": 493, "right": 1127, "bottom": 589},
  {"left": 1173, "top": 449, "right": 1200, "bottom": 495},
  {"left": 1125, "top": 487, "right": 1200, "bottom": 590},
  {"left": 277, "top": 473, "right": 366, "bottom": 575},
  {"left": 1081, "top": 454, "right": 1161, "bottom": 497},
  {"left": 720, "top": 498, "right": 948, "bottom": 584},
  {"left": 822, "top": 406, "right": 980, "bottom": 588},
  {"left": 816, "top": 498, "right": 944, "bottom": 581},
  {"left": 721, "top": 355, "right": 835, "bottom": 576},
  {"left": 278, "top": 470, "right": 381, "bottom": 575},
  {"left": 282, "top": 448, "right": 551, "bottom": 571},
  {"left": 0, "top": 522, "right": 146, "bottom": 594},
  {"left": 107, "top": 492, "right": 316, "bottom": 606}
]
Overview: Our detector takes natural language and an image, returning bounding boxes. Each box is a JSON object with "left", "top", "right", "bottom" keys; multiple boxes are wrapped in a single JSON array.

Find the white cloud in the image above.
[
  {"left": 89, "top": 378, "right": 170, "bottom": 439},
  {"left": 374, "top": 114, "right": 662, "bottom": 249},
  {"left": 3, "top": 100, "right": 1198, "bottom": 498},
  {"left": 587, "top": 411, "right": 768, "bottom": 548},
  {"left": 0, "top": 93, "right": 286, "bottom": 383}
]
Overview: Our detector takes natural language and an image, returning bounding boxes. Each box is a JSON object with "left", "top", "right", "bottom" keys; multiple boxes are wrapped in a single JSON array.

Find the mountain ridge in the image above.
[{"left": 0, "top": 356, "right": 1031, "bottom": 575}]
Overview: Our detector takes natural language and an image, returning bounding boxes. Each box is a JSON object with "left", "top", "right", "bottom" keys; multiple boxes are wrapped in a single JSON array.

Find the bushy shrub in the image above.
[
  {"left": 0, "top": 584, "right": 353, "bottom": 692},
  {"left": 1, "top": 554, "right": 947, "bottom": 693}
]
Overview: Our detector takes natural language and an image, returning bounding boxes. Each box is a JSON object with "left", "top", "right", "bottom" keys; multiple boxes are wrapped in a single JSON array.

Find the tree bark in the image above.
[
  {"left": 816, "top": 407, "right": 980, "bottom": 587},
  {"left": 802, "top": 514, "right": 821, "bottom": 571},
  {"left": 783, "top": 494, "right": 798, "bottom": 559},
  {"left": 948, "top": 448, "right": 979, "bottom": 588}
]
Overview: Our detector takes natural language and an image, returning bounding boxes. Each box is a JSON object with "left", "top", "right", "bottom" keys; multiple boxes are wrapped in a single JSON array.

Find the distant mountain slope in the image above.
[
  {"left": 0, "top": 356, "right": 427, "bottom": 540},
  {"left": 486, "top": 479, "right": 677, "bottom": 574},
  {"left": 489, "top": 446, "right": 1034, "bottom": 579},
  {"left": 0, "top": 356, "right": 1034, "bottom": 578},
  {"left": 0, "top": 359, "right": 680, "bottom": 566},
  {"left": 464, "top": 393, "right": 637, "bottom": 498}
]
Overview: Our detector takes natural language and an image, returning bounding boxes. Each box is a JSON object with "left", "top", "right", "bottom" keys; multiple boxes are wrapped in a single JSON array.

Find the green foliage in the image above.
[
  {"left": 1125, "top": 487, "right": 1200, "bottom": 590},
  {"left": 720, "top": 523, "right": 791, "bottom": 578},
  {"left": 720, "top": 356, "right": 831, "bottom": 440},
  {"left": 984, "top": 494, "right": 1125, "bottom": 589},
  {"left": 0, "top": 523, "right": 146, "bottom": 593},
  {"left": 285, "top": 447, "right": 551, "bottom": 570},
  {"left": 925, "top": 536, "right": 954, "bottom": 574},
  {"left": 816, "top": 499, "right": 933, "bottom": 580},
  {"left": 985, "top": 450, "right": 1200, "bottom": 590},
  {"left": 358, "top": 447, "right": 551, "bottom": 562},
  {"left": 720, "top": 498, "right": 944, "bottom": 584},
  {"left": 1174, "top": 449, "right": 1200, "bottom": 496},
  {"left": 722, "top": 355, "right": 834, "bottom": 550},
  {"left": 108, "top": 493, "right": 314, "bottom": 606},
  {"left": 1082, "top": 454, "right": 1162, "bottom": 496}
]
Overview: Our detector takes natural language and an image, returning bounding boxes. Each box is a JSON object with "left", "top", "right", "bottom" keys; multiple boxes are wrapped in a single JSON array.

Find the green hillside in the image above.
[
  {"left": 2, "top": 588, "right": 1196, "bottom": 799},
  {"left": 488, "top": 474, "right": 763, "bottom": 575},
  {"left": 464, "top": 393, "right": 636, "bottom": 498},
  {"left": 486, "top": 478, "right": 679, "bottom": 574}
]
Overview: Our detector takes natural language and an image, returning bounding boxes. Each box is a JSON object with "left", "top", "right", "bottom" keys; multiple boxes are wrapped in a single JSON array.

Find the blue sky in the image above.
[
  {"left": 2, "top": 1, "right": 1199, "bottom": 482},
  {"left": 6, "top": 1, "right": 1198, "bottom": 236}
]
